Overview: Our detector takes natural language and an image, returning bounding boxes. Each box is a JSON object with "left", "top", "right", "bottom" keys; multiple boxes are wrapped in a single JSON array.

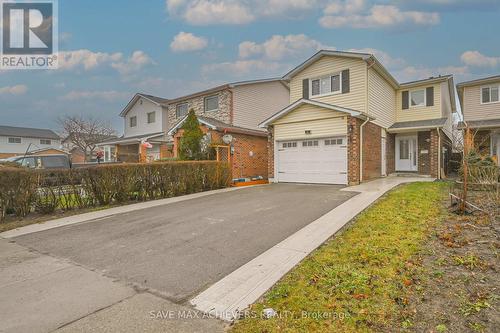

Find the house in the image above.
[
  {"left": 456, "top": 75, "right": 500, "bottom": 164},
  {"left": 260, "top": 50, "right": 456, "bottom": 185},
  {"left": 98, "top": 93, "right": 172, "bottom": 162},
  {"left": 62, "top": 133, "right": 117, "bottom": 163},
  {"left": 0, "top": 125, "right": 62, "bottom": 159},
  {"left": 166, "top": 78, "right": 289, "bottom": 179}
]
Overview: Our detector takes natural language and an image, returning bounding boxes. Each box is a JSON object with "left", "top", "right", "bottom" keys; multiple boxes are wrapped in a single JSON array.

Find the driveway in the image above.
[{"left": 12, "top": 184, "right": 356, "bottom": 303}]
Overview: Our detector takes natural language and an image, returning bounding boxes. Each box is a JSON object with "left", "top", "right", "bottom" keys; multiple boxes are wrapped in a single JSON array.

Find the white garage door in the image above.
[{"left": 277, "top": 137, "right": 348, "bottom": 185}]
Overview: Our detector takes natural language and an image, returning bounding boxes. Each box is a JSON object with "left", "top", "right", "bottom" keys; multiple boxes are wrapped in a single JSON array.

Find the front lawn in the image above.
[{"left": 231, "top": 182, "right": 447, "bottom": 332}]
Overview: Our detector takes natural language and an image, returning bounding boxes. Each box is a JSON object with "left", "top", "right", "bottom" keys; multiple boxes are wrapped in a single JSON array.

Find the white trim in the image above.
[
  {"left": 167, "top": 114, "right": 217, "bottom": 136},
  {"left": 480, "top": 84, "right": 500, "bottom": 104},
  {"left": 259, "top": 99, "right": 364, "bottom": 128},
  {"left": 309, "top": 71, "right": 342, "bottom": 98},
  {"left": 409, "top": 88, "right": 426, "bottom": 108}
]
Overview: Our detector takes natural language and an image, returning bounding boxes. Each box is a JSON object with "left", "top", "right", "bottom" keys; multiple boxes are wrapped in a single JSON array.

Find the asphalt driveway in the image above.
[{"left": 13, "top": 184, "right": 356, "bottom": 303}]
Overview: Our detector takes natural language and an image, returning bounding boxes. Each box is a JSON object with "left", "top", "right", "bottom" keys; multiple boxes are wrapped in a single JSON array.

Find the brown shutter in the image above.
[
  {"left": 426, "top": 87, "right": 434, "bottom": 106},
  {"left": 402, "top": 91, "right": 409, "bottom": 110},
  {"left": 302, "top": 79, "right": 309, "bottom": 99},
  {"left": 341, "top": 69, "right": 350, "bottom": 93}
]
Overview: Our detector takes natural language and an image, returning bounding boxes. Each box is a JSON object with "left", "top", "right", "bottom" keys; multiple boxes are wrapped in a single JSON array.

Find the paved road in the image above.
[{"left": 14, "top": 184, "right": 355, "bottom": 302}]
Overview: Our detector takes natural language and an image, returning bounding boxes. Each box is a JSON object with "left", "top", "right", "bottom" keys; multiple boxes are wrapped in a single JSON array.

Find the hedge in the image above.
[{"left": 0, "top": 161, "right": 231, "bottom": 221}]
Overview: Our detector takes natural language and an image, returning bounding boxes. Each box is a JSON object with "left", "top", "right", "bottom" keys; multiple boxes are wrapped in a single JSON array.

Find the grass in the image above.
[{"left": 231, "top": 182, "right": 447, "bottom": 333}]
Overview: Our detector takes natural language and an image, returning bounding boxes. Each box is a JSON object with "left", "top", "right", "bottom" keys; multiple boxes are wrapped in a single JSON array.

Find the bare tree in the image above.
[{"left": 59, "top": 115, "right": 116, "bottom": 162}]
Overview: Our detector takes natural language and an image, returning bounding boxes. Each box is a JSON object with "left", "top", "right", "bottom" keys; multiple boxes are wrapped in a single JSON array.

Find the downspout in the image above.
[
  {"left": 359, "top": 117, "right": 371, "bottom": 182},
  {"left": 436, "top": 127, "right": 441, "bottom": 180}
]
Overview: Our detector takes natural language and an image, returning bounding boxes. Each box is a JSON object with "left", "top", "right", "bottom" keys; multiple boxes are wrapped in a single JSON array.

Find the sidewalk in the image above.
[{"left": 190, "top": 176, "right": 435, "bottom": 321}]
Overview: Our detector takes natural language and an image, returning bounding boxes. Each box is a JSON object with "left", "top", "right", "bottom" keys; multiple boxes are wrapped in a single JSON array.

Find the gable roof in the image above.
[
  {"left": 456, "top": 74, "right": 500, "bottom": 88},
  {"left": 259, "top": 98, "right": 369, "bottom": 128},
  {"left": 119, "top": 93, "right": 169, "bottom": 117},
  {"left": 168, "top": 115, "right": 267, "bottom": 137},
  {"left": 0, "top": 125, "right": 60, "bottom": 139}
]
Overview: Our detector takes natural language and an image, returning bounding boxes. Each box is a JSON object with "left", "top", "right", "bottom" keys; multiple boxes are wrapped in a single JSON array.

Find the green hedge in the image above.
[{"left": 0, "top": 161, "right": 231, "bottom": 221}]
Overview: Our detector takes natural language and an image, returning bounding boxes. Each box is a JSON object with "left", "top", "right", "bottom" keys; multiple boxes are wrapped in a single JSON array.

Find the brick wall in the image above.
[
  {"left": 267, "top": 128, "right": 274, "bottom": 179},
  {"left": 231, "top": 132, "right": 268, "bottom": 179},
  {"left": 362, "top": 122, "right": 382, "bottom": 181},
  {"left": 159, "top": 144, "right": 173, "bottom": 159},
  {"left": 418, "top": 131, "right": 431, "bottom": 175},
  {"left": 386, "top": 133, "right": 395, "bottom": 175},
  {"left": 430, "top": 129, "right": 439, "bottom": 178},
  {"left": 167, "top": 89, "right": 232, "bottom": 128},
  {"left": 347, "top": 117, "right": 361, "bottom": 185}
]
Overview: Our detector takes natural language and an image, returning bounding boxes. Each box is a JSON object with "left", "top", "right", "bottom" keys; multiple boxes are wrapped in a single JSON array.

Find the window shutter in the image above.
[
  {"left": 426, "top": 87, "right": 434, "bottom": 106},
  {"left": 402, "top": 91, "right": 409, "bottom": 110},
  {"left": 302, "top": 79, "right": 309, "bottom": 99},
  {"left": 341, "top": 69, "right": 350, "bottom": 93}
]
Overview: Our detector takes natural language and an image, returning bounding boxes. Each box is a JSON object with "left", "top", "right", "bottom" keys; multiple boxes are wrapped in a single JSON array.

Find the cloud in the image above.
[
  {"left": 111, "top": 51, "right": 154, "bottom": 75},
  {"left": 348, "top": 47, "right": 406, "bottom": 69},
  {"left": 202, "top": 59, "right": 287, "bottom": 77},
  {"left": 60, "top": 90, "right": 129, "bottom": 102},
  {"left": 182, "top": 1, "right": 255, "bottom": 25},
  {"left": 320, "top": 2, "right": 440, "bottom": 29},
  {"left": 0, "top": 84, "right": 28, "bottom": 95},
  {"left": 460, "top": 50, "right": 500, "bottom": 68},
  {"left": 170, "top": 32, "right": 208, "bottom": 52}
]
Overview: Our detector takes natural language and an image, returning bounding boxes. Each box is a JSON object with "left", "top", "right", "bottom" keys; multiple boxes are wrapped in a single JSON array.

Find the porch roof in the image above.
[
  {"left": 388, "top": 118, "right": 447, "bottom": 132},
  {"left": 167, "top": 115, "right": 267, "bottom": 137},
  {"left": 458, "top": 118, "right": 500, "bottom": 129},
  {"left": 97, "top": 132, "right": 170, "bottom": 146}
]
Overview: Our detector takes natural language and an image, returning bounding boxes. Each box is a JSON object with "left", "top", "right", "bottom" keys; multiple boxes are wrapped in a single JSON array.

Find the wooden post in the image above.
[{"left": 460, "top": 127, "right": 471, "bottom": 213}]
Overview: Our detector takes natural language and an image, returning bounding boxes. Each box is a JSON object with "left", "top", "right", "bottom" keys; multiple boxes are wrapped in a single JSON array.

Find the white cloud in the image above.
[
  {"left": 320, "top": 2, "right": 440, "bottom": 29},
  {"left": 60, "top": 90, "right": 129, "bottom": 102},
  {"left": 183, "top": 0, "right": 254, "bottom": 25},
  {"left": 348, "top": 47, "right": 406, "bottom": 69},
  {"left": 0, "top": 84, "right": 28, "bottom": 95},
  {"left": 202, "top": 59, "right": 287, "bottom": 77},
  {"left": 170, "top": 32, "right": 208, "bottom": 52},
  {"left": 460, "top": 50, "right": 500, "bottom": 68},
  {"left": 111, "top": 51, "right": 154, "bottom": 75}
]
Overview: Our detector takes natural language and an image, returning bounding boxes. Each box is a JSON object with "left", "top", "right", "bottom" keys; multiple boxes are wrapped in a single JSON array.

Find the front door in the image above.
[{"left": 396, "top": 135, "right": 418, "bottom": 171}]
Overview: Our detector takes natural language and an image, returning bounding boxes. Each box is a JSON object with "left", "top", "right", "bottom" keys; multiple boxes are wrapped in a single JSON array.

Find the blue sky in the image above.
[{"left": 1, "top": 0, "right": 500, "bottom": 132}]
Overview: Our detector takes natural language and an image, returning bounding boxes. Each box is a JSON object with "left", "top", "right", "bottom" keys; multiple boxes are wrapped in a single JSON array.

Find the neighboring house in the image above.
[
  {"left": 456, "top": 75, "right": 500, "bottom": 165},
  {"left": 260, "top": 50, "right": 456, "bottom": 185},
  {"left": 98, "top": 93, "right": 172, "bottom": 163},
  {"left": 0, "top": 125, "right": 62, "bottom": 159},
  {"left": 166, "top": 78, "right": 289, "bottom": 179},
  {"left": 62, "top": 133, "right": 117, "bottom": 163}
]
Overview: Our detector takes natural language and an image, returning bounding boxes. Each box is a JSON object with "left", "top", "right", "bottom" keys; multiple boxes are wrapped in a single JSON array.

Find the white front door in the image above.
[
  {"left": 277, "top": 137, "right": 348, "bottom": 184},
  {"left": 396, "top": 135, "right": 418, "bottom": 171}
]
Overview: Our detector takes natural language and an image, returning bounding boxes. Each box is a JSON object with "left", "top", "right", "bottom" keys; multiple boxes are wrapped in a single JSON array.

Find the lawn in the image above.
[{"left": 231, "top": 182, "right": 448, "bottom": 333}]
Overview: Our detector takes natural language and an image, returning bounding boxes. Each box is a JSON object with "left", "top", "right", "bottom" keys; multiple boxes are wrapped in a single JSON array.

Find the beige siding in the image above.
[
  {"left": 275, "top": 117, "right": 347, "bottom": 140},
  {"left": 396, "top": 83, "right": 442, "bottom": 122},
  {"left": 289, "top": 55, "right": 367, "bottom": 113},
  {"left": 368, "top": 68, "right": 396, "bottom": 128},
  {"left": 232, "top": 81, "right": 290, "bottom": 130},
  {"left": 441, "top": 81, "right": 453, "bottom": 138},
  {"left": 463, "top": 83, "right": 500, "bottom": 121},
  {"left": 273, "top": 103, "right": 345, "bottom": 125}
]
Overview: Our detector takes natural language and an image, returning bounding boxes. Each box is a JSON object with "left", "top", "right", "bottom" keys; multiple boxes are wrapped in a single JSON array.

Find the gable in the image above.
[{"left": 272, "top": 103, "right": 345, "bottom": 125}]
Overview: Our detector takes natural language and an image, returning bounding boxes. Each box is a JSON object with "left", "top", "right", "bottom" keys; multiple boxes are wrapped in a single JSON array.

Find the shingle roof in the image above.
[
  {"left": 458, "top": 118, "right": 500, "bottom": 129},
  {"left": 139, "top": 94, "right": 169, "bottom": 105},
  {"left": 389, "top": 118, "right": 448, "bottom": 130},
  {"left": 0, "top": 125, "right": 60, "bottom": 139},
  {"left": 168, "top": 115, "right": 267, "bottom": 137}
]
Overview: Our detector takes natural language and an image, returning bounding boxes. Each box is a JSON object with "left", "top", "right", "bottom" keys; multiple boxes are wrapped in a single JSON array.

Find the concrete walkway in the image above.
[{"left": 190, "top": 176, "right": 434, "bottom": 321}]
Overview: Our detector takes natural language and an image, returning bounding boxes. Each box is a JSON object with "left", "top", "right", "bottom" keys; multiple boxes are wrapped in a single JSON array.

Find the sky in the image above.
[{"left": 1, "top": 0, "right": 500, "bottom": 133}]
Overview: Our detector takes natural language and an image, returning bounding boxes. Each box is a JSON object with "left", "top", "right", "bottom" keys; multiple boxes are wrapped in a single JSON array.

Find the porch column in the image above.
[{"left": 139, "top": 144, "right": 147, "bottom": 163}]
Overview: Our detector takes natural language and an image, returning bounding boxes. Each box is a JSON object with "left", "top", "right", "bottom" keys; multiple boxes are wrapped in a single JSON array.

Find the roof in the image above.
[
  {"left": 456, "top": 74, "right": 500, "bottom": 88},
  {"left": 98, "top": 132, "right": 168, "bottom": 145},
  {"left": 400, "top": 75, "right": 453, "bottom": 87},
  {"left": 259, "top": 98, "right": 368, "bottom": 128},
  {"left": 458, "top": 118, "right": 500, "bottom": 129},
  {"left": 168, "top": 115, "right": 267, "bottom": 137},
  {"left": 388, "top": 118, "right": 448, "bottom": 130},
  {"left": 0, "top": 125, "right": 60, "bottom": 139},
  {"left": 119, "top": 93, "right": 169, "bottom": 117}
]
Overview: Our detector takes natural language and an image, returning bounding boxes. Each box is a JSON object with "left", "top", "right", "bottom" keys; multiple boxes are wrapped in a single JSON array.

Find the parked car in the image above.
[{"left": 1, "top": 154, "right": 71, "bottom": 169}]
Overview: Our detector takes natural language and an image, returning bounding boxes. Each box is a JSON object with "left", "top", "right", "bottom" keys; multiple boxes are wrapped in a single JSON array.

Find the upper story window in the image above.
[
  {"left": 130, "top": 116, "right": 137, "bottom": 127},
  {"left": 8, "top": 137, "right": 21, "bottom": 144},
  {"left": 410, "top": 89, "right": 426, "bottom": 107},
  {"left": 40, "top": 139, "right": 51, "bottom": 145},
  {"left": 176, "top": 103, "right": 188, "bottom": 118},
  {"left": 147, "top": 111, "right": 156, "bottom": 124},
  {"left": 311, "top": 72, "right": 341, "bottom": 97},
  {"left": 204, "top": 95, "right": 219, "bottom": 112},
  {"left": 481, "top": 85, "right": 499, "bottom": 104}
]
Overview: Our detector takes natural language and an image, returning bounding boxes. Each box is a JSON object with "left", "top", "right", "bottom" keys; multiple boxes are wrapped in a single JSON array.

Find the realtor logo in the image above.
[{"left": 1, "top": 0, "right": 58, "bottom": 69}]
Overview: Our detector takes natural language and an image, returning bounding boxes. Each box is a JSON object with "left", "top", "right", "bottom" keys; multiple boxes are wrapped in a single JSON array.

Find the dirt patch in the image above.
[{"left": 404, "top": 205, "right": 499, "bottom": 332}]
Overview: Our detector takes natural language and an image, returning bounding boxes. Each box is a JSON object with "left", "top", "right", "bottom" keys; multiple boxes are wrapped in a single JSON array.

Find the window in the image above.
[
  {"left": 302, "top": 140, "right": 319, "bottom": 147},
  {"left": 176, "top": 103, "right": 188, "bottom": 118},
  {"left": 325, "top": 138, "right": 343, "bottom": 145},
  {"left": 147, "top": 112, "right": 156, "bottom": 124},
  {"left": 311, "top": 72, "right": 342, "bottom": 97},
  {"left": 481, "top": 86, "right": 500, "bottom": 104},
  {"left": 129, "top": 116, "right": 137, "bottom": 127},
  {"left": 8, "top": 137, "right": 21, "bottom": 144},
  {"left": 282, "top": 142, "right": 297, "bottom": 149},
  {"left": 40, "top": 139, "right": 51, "bottom": 145},
  {"left": 20, "top": 157, "right": 36, "bottom": 168},
  {"left": 399, "top": 140, "right": 409, "bottom": 160},
  {"left": 204, "top": 95, "right": 219, "bottom": 112},
  {"left": 410, "top": 89, "right": 425, "bottom": 107}
]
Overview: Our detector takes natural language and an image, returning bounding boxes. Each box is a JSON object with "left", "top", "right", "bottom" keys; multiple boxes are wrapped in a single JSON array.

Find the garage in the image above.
[{"left": 277, "top": 136, "right": 348, "bottom": 184}]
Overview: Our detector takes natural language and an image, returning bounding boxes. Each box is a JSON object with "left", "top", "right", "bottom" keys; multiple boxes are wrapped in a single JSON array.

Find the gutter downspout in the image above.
[
  {"left": 359, "top": 117, "right": 371, "bottom": 182},
  {"left": 436, "top": 127, "right": 441, "bottom": 180}
]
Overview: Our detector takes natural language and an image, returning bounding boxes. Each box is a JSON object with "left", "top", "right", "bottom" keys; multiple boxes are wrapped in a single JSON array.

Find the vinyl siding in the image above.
[
  {"left": 463, "top": 83, "right": 500, "bottom": 121},
  {"left": 0, "top": 136, "right": 61, "bottom": 154},
  {"left": 232, "top": 81, "right": 289, "bottom": 130},
  {"left": 273, "top": 103, "right": 345, "bottom": 125},
  {"left": 441, "top": 81, "right": 453, "bottom": 138},
  {"left": 289, "top": 55, "right": 367, "bottom": 113},
  {"left": 368, "top": 68, "right": 396, "bottom": 128},
  {"left": 274, "top": 117, "right": 347, "bottom": 141},
  {"left": 396, "top": 83, "right": 442, "bottom": 122},
  {"left": 124, "top": 97, "right": 164, "bottom": 137}
]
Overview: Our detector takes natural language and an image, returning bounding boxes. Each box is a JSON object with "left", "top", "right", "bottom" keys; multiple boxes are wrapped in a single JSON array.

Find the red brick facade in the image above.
[
  {"left": 267, "top": 127, "right": 275, "bottom": 179},
  {"left": 230, "top": 132, "right": 268, "bottom": 179},
  {"left": 347, "top": 117, "right": 361, "bottom": 184},
  {"left": 362, "top": 121, "right": 382, "bottom": 181},
  {"left": 386, "top": 133, "right": 396, "bottom": 175}
]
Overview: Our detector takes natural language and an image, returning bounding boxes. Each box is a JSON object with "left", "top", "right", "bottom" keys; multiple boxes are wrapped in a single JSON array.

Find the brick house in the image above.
[
  {"left": 166, "top": 78, "right": 289, "bottom": 180},
  {"left": 456, "top": 75, "right": 500, "bottom": 164},
  {"left": 260, "top": 50, "right": 456, "bottom": 185}
]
